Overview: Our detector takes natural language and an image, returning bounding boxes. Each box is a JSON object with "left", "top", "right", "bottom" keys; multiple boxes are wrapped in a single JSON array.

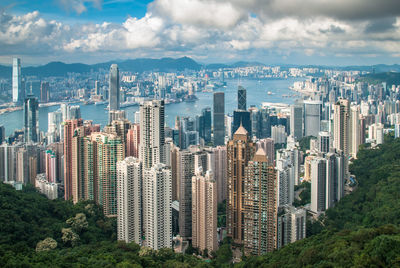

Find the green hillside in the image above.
[
  {"left": 357, "top": 72, "right": 400, "bottom": 87},
  {"left": 2, "top": 136, "right": 400, "bottom": 267},
  {"left": 237, "top": 136, "right": 400, "bottom": 267}
]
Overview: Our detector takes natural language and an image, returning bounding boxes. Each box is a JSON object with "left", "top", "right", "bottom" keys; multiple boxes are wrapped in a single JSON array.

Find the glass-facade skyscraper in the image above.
[
  {"left": 109, "top": 64, "right": 120, "bottom": 111},
  {"left": 23, "top": 93, "right": 39, "bottom": 143},
  {"left": 13, "top": 58, "right": 23, "bottom": 104},
  {"left": 238, "top": 86, "right": 247, "bottom": 111},
  {"left": 213, "top": 92, "right": 225, "bottom": 146}
]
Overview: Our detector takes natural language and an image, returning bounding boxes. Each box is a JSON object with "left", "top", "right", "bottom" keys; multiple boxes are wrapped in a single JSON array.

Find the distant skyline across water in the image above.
[{"left": 0, "top": 78, "right": 301, "bottom": 136}]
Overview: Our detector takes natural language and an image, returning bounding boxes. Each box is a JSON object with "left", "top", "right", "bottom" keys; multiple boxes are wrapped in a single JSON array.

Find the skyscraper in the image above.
[
  {"left": 276, "top": 157, "right": 294, "bottom": 207},
  {"left": 277, "top": 205, "right": 306, "bottom": 249},
  {"left": 109, "top": 64, "right": 120, "bottom": 111},
  {"left": 192, "top": 169, "right": 218, "bottom": 254},
  {"left": 177, "top": 150, "right": 195, "bottom": 240},
  {"left": 333, "top": 99, "right": 350, "bottom": 155},
  {"left": 232, "top": 110, "right": 251, "bottom": 136},
  {"left": 139, "top": 100, "right": 165, "bottom": 168},
  {"left": 24, "top": 93, "right": 39, "bottom": 143},
  {"left": 12, "top": 58, "right": 22, "bottom": 104},
  {"left": 47, "top": 110, "right": 62, "bottom": 144},
  {"left": 213, "top": 92, "right": 225, "bottom": 146},
  {"left": 142, "top": 163, "right": 172, "bottom": 250},
  {"left": 243, "top": 148, "right": 277, "bottom": 255},
  {"left": 238, "top": 86, "right": 247, "bottom": 111},
  {"left": 117, "top": 157, "right": 142, "bottom": 245},
  {"left": 91, "top": 132, "right": 125, "bottom": 217},
  {"left": 63, "top": 119, "right": 83, "bottom": 200},
  {"left": 95, "top": 80, "right": 100, "bottom": 95},
  {"left": 0, "top": 125, "right": 5, "bottom": 145},
  {"left": 127, "top": 124, "right": 140, "bottom": 158},
  {"left": 303, "top": 100, "right": 321, "bottom": 137},
  {"left": 349, "top": 105, "right": 361, "bottom": 158},
  {"left": 290, "top": 104, "right": 303, "bottom": 140},
  {"left": 209, "top": 146, "right": 227, "bottom": 203},
  {"left": 40, "top": 82, "right": 49, "bottom": 103},
  {"left": 318, "top": 131, "right": 330, "bottom": 153},
  {"left": 226, "top": 125, "right": 255, "bottom": 245},
  {"left": 198, "top": 107, "right": 212, "bottom": 144},
  {"left": 310, "top": 157, "right": 327, "bottom": 213},
  {"left": 256, "top": 138, "right": 275, "bottom": 163}
]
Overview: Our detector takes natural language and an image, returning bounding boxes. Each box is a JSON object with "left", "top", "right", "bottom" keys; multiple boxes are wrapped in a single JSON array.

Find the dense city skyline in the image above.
[
  {"left": 1, "top": 0, "right": 400, "bottom": 65},
  {"left": 1, "top": 0, "right": 400, "bottom": 266}
]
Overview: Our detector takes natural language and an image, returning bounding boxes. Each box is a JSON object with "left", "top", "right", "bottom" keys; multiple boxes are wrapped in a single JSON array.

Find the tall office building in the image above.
[
  {"left": 95, "top": 80, "right": 100, "bottom": 95},
  {"left": 139, "top": 100, "right": 165, "bottom": 168},
  {"left": 232, "top": 110, "right": 251, "bottom": 136},
  {"left": 68, "top": 105, "right": 81, "bottom": 120},
  {"left": 12, "top": 58, "right": 23, "bottom": 104},
  {"left": 40, "top": 82, "right": 49, "bottom": 102},
  {"left": 318, "top": 131, "right": 330, "bottom": 153},
  {"left": 209, "top": 146, "right": 227, "bottom": 203},
  {"left": 303, "top": 100, "right": 321, "bottom": 137},
  {"left": 238, "top": 86, "right": 247, "bottom": 111},
  {"left": 177, "top": 150, "right": 195, "bottom": 240},
  {"left": 117, "top": 157, "right": 142, "bottom": 245},
  {"left": 213, "top": 92, "right": 225, "bottom": 146},
  {"left": 142, "top": 163, "right": 172, "bottom": 250},
  {"left": 47, "top": 110, "right": 63, "bottom": 144},
  {"left": 226, "top": 125, "right": 255, "bottom": 245},
  {"left": 271, "top": 125, "right": 286, "bottom": 144},
  {"left": 24, "top": 94, "right": 39, "bottom": 143},
  {"left": 192, "top": 169, "right": 218, "bottom": 254},
  {"left": 0, "top": 125, "right": 4, "bottom": 145},
  {"left": 109, "top": 64, "right": 120, "bottom": 111},
  {"left": 198, "top": 107, "right": 212, "bottom": 144},
  {"left": 290, "top": 105, "right": 303, "bottom": 140},
  {"left": 333, "top": 99, "right": 350, "bottom": 155},
  {"left": 243, "top": 148, "right": 277, "bottom": 255}
]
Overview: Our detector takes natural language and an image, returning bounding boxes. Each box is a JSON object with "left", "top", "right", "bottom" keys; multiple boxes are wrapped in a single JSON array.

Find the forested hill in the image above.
[
  {"left": 2, "top": 136, "right": 400, "bottom": 267},
  {"left": 238, "top": 136, "right": 400, "bottom": 267}
]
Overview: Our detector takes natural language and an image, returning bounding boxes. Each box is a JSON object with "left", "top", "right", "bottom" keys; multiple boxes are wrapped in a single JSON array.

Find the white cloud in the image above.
[
  {"left": 149, "top": 0, "right": 247, "bottom": 29},
  {"left": 1, "top": 0, "right": 400, "bottom": 65},
  {"left": 58, "top": 0, "right": 103, "bottom": 15}
]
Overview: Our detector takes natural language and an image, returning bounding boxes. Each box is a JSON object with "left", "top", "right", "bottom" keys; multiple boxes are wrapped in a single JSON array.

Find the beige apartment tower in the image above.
[
  {"left": 192, "top": 169, "right": 218, "bottom": 254},
  {"left": 243, "top": 148, "right": 277, "bottom": 255},
  {"left": 226, "top": 125, "right": 255, "bottom": 245}
]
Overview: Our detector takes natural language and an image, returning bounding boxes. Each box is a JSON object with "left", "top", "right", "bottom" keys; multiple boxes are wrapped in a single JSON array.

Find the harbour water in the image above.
[{"left": 0, "top": 78, "right": 301, "bottom": 136}]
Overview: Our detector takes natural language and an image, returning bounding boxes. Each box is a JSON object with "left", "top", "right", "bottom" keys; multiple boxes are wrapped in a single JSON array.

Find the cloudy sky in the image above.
[{"left": 1, "top": 0, "right": 400, "bottom": 66}]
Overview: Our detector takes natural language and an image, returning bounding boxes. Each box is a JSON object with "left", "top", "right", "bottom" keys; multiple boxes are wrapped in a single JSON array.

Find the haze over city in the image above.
[{"left": 1, "top": 0, "right": 400, "bottom": 65}]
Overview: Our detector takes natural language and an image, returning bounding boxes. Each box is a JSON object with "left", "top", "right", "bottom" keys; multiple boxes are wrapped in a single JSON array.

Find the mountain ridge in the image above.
[{"left": 0, "top": 57, "right": 399, "bottom": 78}]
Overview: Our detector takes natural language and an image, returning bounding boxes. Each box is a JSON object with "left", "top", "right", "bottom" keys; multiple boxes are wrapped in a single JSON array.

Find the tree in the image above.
[
  {"left": 36, "top": 237, "right": 57, "bottom": 252},
  {"left": 61, "top": 228, "right": 80, "bottom": 247}
]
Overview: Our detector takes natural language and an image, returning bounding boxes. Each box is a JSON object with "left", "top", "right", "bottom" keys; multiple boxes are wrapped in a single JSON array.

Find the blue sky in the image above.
[
  {"left": 4, "top": 0, "right": 150, "bottom": 23},
  {"left": 1, "top": 0, "right": 400, "bottom": 66}
]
